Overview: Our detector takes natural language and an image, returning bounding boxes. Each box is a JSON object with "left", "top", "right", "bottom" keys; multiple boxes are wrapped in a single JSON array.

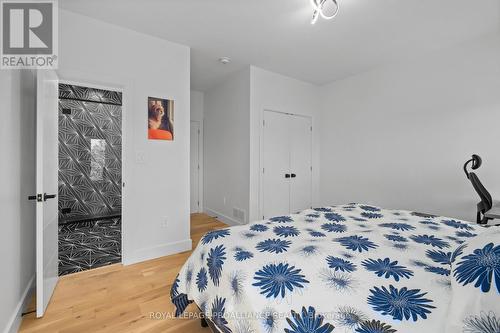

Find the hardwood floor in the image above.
[{"left": 19, "top": 213, "right": 227, "bottom": 333}]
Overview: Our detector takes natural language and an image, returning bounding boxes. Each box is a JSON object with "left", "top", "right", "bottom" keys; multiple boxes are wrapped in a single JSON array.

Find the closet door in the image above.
[
  {"left": 289, "top": 115, "right": 312, "bottom": 213},
  {"left": 262, "top": 111, "right": 290, "bottom": 219}
]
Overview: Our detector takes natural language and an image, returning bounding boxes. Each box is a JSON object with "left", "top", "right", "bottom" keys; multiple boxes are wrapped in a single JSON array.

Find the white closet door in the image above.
[
  {"left": 289, "top": 115, "right": 312, "bottom": 213},
  {"left": 190, "top": 121, "right": 200, "bottom": 213},
  {"left": 263, "top": 111, "right": 290, "bottom": 219}
]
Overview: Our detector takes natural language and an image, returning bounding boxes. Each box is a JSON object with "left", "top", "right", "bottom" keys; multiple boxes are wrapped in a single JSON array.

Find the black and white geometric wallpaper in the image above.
[
  {"left": 58, "top": 84, "right": 122, "bottom": 223},
  {"left": 58, "top": 217, "right": 121, "bottom": 276},
  {"left": 59, "top": 84, "right": 122, "bottom": 105}
]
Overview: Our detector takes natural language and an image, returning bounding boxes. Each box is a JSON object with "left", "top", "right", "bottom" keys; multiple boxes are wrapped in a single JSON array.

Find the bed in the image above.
[{"left": 171, "top": 203, "right": 498, "bottom": 333}]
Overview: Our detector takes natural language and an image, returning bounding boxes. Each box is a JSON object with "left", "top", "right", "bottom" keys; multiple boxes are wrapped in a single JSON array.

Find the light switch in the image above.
[{"left": 136, "top": 152, "right": 145, "bottom": 164}]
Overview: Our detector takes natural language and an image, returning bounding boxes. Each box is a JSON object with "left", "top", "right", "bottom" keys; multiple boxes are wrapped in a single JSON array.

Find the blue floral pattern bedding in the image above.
[{"left": 171, "top": 204, "right": 493, "bottom": 333}]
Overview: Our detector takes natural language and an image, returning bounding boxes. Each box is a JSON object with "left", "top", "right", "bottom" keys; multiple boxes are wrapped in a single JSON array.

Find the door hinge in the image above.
[
  {"left": 263, "top": 120, "right": 265, "bottom": 127},
  {"left": 310, "top": 126, "right": 313, "bottom": 131},
  {"left": 198, "top": 164, "right": 200, "bottom": 170},
  {"left": 262, "top": 168, "right": 265, "bottom": 174}
]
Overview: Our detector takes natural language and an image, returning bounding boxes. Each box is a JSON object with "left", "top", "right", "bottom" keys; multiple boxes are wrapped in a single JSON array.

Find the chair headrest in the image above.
[
  {"left": 463, "top": 154, "right": 482, "bottom": 179},
  {"left": 470, "top": 154, "right": 482, "bottom": 170}
]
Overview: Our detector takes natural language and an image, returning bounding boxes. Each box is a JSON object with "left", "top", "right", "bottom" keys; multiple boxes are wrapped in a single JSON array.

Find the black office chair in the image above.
[{"left": 463, "top": 154, "right": 492, "bottom": 224}]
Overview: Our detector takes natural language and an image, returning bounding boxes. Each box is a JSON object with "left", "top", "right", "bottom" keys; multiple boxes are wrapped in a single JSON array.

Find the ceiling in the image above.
[{"left": 60, "top": 0, "right": 499, "bottom": 91}]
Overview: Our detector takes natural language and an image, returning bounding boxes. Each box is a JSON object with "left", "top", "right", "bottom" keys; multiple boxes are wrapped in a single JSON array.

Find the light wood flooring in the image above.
[{"left": 19, "top": 213, "right": 226, "bottom": 333}]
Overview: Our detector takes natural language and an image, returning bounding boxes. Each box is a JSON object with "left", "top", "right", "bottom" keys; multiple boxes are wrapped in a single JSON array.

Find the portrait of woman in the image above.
[{"left": 148, "top": 97, "right": 174, "bottom": 140}]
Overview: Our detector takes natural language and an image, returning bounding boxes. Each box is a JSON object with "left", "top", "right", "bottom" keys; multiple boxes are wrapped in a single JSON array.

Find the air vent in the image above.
[
  {"left": 233, "top": 207, "right": 246, "bottom": 223},
  {"left": 62, "top": 108, "right": 72, "bottom": 115}
]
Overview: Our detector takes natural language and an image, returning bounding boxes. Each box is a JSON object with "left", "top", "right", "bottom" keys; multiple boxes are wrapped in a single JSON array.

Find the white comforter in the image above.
[{"left": 171, "top": 204, "right": 487, "bottom": 333}]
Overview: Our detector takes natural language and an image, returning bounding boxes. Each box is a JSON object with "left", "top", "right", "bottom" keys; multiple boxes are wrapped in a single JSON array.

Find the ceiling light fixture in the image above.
[
  {"left": 219, "top": 57, "right": 231, "bottom": 65},
  {"left": 311, "top": 0, "right": 339, "bottom": 24}
]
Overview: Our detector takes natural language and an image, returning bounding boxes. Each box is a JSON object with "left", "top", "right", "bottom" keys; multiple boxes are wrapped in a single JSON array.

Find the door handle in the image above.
[
  {"left": 43, "top": 193, "right": 57, "bottom": 201},
  {"left": 28, "top": 194, "right": 43, "bottom": 202},
  {"left": 291, "top": 173, "right": 296, "bottom": 178},
  {"left": 285, "top": 174, "right": 291, "bottom": 178}
]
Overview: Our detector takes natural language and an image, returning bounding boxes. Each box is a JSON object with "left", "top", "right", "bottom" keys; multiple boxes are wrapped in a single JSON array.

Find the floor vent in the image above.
[{"left": 233, "top": 207, "right": 246, "bottom": 223}]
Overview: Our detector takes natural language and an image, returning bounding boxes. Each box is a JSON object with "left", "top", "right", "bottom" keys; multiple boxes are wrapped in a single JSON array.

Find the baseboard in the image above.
[
  {"left": 203, "top": 208, "right": 245, "bottom": 226},
  {"left": 3, "top": 275, "right": 34, "bottom": 333},
  {"left": 122, "top": 239, "right": 192, "bottom": 266}
]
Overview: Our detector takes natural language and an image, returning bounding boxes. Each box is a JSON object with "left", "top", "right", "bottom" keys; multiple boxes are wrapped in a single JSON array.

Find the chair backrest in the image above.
[{"left": 469, "top": 172, "right": 493, "bottom": 212}]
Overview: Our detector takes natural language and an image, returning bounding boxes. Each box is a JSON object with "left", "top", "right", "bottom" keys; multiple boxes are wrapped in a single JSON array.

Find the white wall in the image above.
[
  {"left": 203, "top": 66, "right": 322, "bottom": 223},
  {"left": 0, "top": 70, "right": 36, "bottom": 333},
  {"left": 319, "top": 32, "right": 500, "bottom": 222},
  {"left": 203, "top": 68, "right": 250, "bottom": 225},
  {"left": 191, "top": 90, "right": 204, "bottom": 211},
  {"left": 59, "top": 9, "right": 191, "bottom": 264},
  {"left": 249, "top": 66, "right": 321, "bottom": 221},
  {"left": 191, "top": 90, "right": 204, "bottom": 122}
]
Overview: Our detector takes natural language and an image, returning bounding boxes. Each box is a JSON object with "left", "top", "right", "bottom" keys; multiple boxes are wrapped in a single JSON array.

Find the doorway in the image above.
[
  {"left": 57, "top": 83, "right": 122, "bottom": 276},
  {"left": 262, "top": 110, "right": 312, "bottom": 219}
]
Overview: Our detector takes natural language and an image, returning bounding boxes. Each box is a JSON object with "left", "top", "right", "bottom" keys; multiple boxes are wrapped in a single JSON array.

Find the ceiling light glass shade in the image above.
[{"left": 310, "top": 0, "right": 339, "bottom": 24}]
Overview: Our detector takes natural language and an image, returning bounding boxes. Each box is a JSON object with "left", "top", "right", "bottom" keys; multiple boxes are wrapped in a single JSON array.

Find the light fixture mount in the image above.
[
  {"left": 311, "top": 0, "right": 339, "bottom": 24},
  {"left": 219, "top": 57, "right": 231, "bottom": 65}
]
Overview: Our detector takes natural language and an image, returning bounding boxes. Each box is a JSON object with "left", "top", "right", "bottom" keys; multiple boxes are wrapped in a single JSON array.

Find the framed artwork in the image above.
[{"left": 148, "top": 97, "right": 174, "bottom": 140}]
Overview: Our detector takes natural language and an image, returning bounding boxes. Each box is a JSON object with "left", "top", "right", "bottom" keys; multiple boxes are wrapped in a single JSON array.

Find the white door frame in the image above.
[
  {"left": 259, "top": 109, "right": 313, "bottom": 220},
  {"left": 190, "top": 120, "right": 203, "bottom": 213},
  {"left": 57, "top": 70, "right": 128, "bottom": 263}
]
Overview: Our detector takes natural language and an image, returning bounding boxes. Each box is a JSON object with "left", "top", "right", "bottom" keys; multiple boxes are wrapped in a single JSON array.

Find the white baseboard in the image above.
[
  {"left": 3, "top": 275, "right": 34, "bottom": 333},
  {"left": 122, "top": 239, "right": 192, "bottom": 266},
  {"left": 203, "top": 208, "right": 245, "bottom": 226}
]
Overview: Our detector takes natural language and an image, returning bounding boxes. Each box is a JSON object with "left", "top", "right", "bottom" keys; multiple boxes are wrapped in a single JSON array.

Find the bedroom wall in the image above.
[
  {"left": 319, "top": 32, "right": 500, "bottom": 222},
  {"left": 191, "top": 90, "right": 204, "bottom": 122},
  {"left": 203, "top": 66, "right": 321, "bottom": 224},
  {"left": 249, "top": 66, "right": 321, "bottom": 221},
  {"left": 203, "top": 68, "right": 251, "bottom": 225},
  {"left": 0, "top": 70, "right": 36, "bottom": 333},
  {"left": 59, "top": 9, "right": 191, "bottom": 264}
]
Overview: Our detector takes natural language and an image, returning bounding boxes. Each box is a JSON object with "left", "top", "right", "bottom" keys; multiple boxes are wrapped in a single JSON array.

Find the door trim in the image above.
[
  {"left": 190, "top": 120, "right": 202, "bottom": 213},
  {"left": 259, "top": 109, "right": 313, "bottom": 220}
]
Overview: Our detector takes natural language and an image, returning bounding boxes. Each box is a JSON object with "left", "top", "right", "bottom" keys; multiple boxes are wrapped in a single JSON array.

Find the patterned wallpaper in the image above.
[{"left": 58, "top": 84, "right": 122, "bottom": 223}]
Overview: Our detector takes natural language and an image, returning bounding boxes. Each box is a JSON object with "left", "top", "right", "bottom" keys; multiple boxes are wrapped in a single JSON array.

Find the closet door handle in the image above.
[
  {"left": 291, "top": 173, "right": 296, "bottom": 178},
  {"left": 285, "top": 174, "right": 291, "bottom": 178}
]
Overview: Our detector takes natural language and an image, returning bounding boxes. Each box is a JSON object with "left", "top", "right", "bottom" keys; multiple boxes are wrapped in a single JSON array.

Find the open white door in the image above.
[{"left": 35, "top": 69, "right": 59, "bottom": 317}]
